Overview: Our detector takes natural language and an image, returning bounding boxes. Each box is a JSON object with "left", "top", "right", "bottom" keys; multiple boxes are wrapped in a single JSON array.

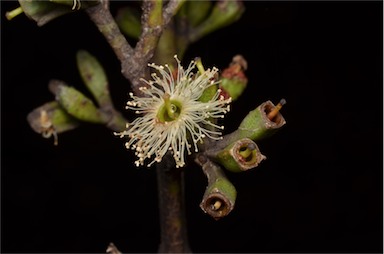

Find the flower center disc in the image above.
[{"left": 157, "top": 96, "right": 182, "bottom": 123}]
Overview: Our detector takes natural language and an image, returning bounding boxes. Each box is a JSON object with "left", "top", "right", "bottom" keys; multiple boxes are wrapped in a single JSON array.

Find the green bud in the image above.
[
  {"left": 76, "top": 50, "right": 112, "bottom": 108},
  {"left": 27, "top": 101, "right": 80, "bottom": 145},
  {"left": 17, "top": 1, "right": 71, "bottom": 26},
  {"left": 115, "top": 6, "right": 142, "bottom": 39},
  {"left": 49, "top": 0, "right": 99, "bottom": 9},
  {"left": 185, "top": 0, "right": 212, "bottom": 27},
  {"left": 14, "top": 0, "right": 99, "bottom": 26},
  {"left": 194, "top": 57, "right": 218, "bottom": 103},
  {"left": 199, "top": 84, "right": 218, "bottom": 103},
  {"left": 219, "top": 55, "right": 248, "bottom": 101},
  {"left": 220, "top": 78, "right": 246, "bottom": 101},
  {"left": 212, "top": 138, "right": 266, "bottom": 173},
  {"left": 238, "top": 100, "right": 286, "bottom": 141},
  {"left": 190, "top": 0, "right": 245, "bottom": 42},
  {"left": 49, "top": 80, "right": 107, "bottom": 124}
]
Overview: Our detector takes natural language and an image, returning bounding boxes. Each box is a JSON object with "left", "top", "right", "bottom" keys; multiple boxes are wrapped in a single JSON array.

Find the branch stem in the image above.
[
  {"left": 86, "top": 1, "right": 184, "bottom": 94},
  {"left": 86, "top": 4, "right": 134, "bottom": 66},
  {"left": 156, "top": 153, "right": 191, "bottom": 253}
]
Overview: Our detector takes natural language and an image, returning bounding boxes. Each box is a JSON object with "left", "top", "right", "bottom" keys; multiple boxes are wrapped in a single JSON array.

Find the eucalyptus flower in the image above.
[{"left": 116, "top": 55, "right": 232, "bottom": 168}]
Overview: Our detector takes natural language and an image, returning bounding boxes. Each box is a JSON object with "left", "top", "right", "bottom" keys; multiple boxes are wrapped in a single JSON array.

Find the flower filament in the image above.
[{"left": 115, "top": 55, "right": 232, "bottom": 168}]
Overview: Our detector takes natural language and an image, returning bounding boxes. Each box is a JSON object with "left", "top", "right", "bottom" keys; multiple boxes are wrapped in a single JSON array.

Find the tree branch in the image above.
[
  {"left": 87, "top": 0, "right": 185, "bottom": 95},
  {"left": 86, "top": 3, "right": 134, "bottom": 67},
  {"left": 156, "top": 153, "right": 191, "bottom": 253}
]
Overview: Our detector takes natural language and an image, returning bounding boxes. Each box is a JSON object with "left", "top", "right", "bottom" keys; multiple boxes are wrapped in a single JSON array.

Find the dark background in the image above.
[{"left": 1, "top": 1, "right": 383, "bottom": 253}]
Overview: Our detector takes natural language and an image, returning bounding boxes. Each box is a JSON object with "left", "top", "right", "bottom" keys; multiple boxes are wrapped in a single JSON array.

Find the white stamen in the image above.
[{"left": 115, "top": 55, "right": 231, "bottom": 168}]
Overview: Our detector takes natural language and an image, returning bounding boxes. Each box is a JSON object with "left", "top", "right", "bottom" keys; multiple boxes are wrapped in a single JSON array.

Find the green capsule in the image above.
[
  {"left": 238, "top": 100, "right": 286, "bottom": 141},
  {"left": 200, "top": 174, "right": 237, "bottom": 220},
  {"left": 213, "top": 138, "right": 266, "bottom": 173},
  {"left": 196, "top": 158, "right": 237, "bottom": 220}
]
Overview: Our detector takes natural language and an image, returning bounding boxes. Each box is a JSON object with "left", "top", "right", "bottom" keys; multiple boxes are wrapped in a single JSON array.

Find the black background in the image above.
[{"left": 1, "top": 1, "right": 383, "bottom": 253}]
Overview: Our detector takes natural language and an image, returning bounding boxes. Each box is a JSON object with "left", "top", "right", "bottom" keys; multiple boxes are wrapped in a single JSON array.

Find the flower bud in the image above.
[
  {"left": 194, "top": 57, "right": 220, "bottom": 103},
  {"left": 27, "top": 101, "right": 79, "bottom": 145},
  {"left": 76, "top": 50, "right": 112, "bottom": 108},
  {"left": 190, "top": 0, "right": 245, "bottom": 42},
  {"left": 13, "top": 0, "right": 99, "bottom": 26},
  {"left": 49, "top": 0, "right": 92, "bottom": 9},
  {"left": 115, "top": 6, "right": 142, "bottom": 39},
  {"left": 219, "top": 55, "right": 248, "bottom": 101},
  {"left": 49, "top": 79, "right": 108, "bottom": 124},
  {"left": 184, "top": 0, "right": 212, "bottom": 27}
]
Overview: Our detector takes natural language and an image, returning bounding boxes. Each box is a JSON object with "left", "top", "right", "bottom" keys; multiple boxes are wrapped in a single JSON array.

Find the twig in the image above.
[
  {"left": 86, "top": 4, "right": 134, "bottom": 70},
  {"left": 86, "top": 0, "right": 185, "bottom": 94}
]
